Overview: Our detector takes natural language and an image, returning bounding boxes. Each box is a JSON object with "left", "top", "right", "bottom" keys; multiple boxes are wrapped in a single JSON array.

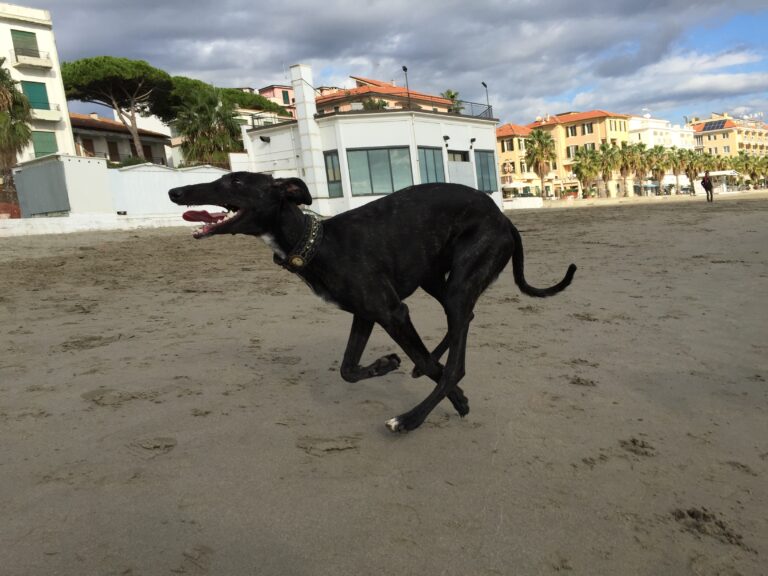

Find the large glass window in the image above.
[
  {"left": 474, "top": 150, "right": 498, "bottom": 193},
  {"left": 418, "top": 147, "right": 445, "bottom": 184},
  {"left": 324, "top": 151, "right": 343, "bottom": 197},
  {"left": 347, "top": 147, "right": 413, "bottom": 196}
]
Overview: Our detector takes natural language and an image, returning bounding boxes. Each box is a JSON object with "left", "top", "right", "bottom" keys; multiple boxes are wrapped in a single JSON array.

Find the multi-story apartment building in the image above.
[
  {"left": 689, "top": 113, "right": 768, "bottom": 158},
  {"left": 496, "top": 123, "right": 539, "bottom": 196},
  {"left": 0, "top": 2, "right": 75, "bottom": 160},
  {"left": 629, "top": 115, "right": 695, "bottom": 149},
  {"left": 257, "top": 84, "right": 296, "bottom": 118},
  {"left": 71, "top": 113, "right": 170, "bottom": 165},
  {"left": 524, "top": 110, "right": 630, "bottom": 196}
]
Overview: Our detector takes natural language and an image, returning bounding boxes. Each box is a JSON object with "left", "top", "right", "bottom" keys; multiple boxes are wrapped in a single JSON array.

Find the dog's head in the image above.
[{"left": 168, "top": 172, "right": 312, "bottom": 239}]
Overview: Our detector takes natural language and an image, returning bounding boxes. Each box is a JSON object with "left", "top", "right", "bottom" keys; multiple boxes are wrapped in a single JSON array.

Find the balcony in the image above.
[
  {"left": 9, "top": 48, "right": 52, "bottom": 69},
  {"left": 29, "top": 102, "right": 62, "bottom": 122}
]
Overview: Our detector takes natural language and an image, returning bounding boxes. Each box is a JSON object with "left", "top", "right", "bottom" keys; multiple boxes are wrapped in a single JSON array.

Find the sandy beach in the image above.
[{"left": 1, "top": 193, "right": 766, "bottom": 575}]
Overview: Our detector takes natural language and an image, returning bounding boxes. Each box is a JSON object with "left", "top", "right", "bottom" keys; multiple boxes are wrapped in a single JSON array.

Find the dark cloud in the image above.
[{"left": 35, "top": 0, "right": 768, "bottom": 123}]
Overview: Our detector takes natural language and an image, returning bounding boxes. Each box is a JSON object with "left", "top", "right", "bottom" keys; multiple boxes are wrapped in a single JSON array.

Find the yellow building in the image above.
[
  {"left": 496, "top": 123, "right": 538, "bottom": 196},
  {"left": 690, "top": 113, "right": 768, "bottom": 158},
  {"left": 526, "top": 110, "right": 630, "bottom": 197},
  {"left": 496, "top": 110, "right": 629, "bottom": 196}
]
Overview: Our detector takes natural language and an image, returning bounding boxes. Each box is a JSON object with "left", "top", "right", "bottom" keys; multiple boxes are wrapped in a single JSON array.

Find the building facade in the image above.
[
  {"left": 689, "top": 113, "right": 768, "bottom": 158},
  {"left": 257, "top": 84, "right": 296, "bottom": 118},
  {"left": 628, "top": 115, "right": 695, "bottom": 149},
  {"left": 0, "top": 2, "right": 75, "bottom": 161},
  {"left": 526, "top": 110, "right": 630, "bottom": 197},
  {"left": 496, "top": 123, "right": 541, "bottom": 196},
  {"left": 238, "top": 65, "right": 501, "bottom": 217},
  {"left": 71, "top": 113, "right": 170, "bottom": 165}
]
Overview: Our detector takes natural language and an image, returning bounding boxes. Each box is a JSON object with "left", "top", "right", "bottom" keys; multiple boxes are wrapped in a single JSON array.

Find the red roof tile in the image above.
[
  {"left": 316, "top": 76, "right": 452, "bottom": 107},
  {"left": 497, "top": 123, "right": 531, "bottom": 138},
  {"left": 69, "top": 113, "right": 170, "bottom": 140},
  {"left": 526, "top": 109, "right": 630, "bottom": 128}
]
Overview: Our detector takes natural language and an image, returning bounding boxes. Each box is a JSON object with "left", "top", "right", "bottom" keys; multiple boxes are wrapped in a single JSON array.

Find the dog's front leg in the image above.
[{"left": 339, "top": 315, "right": 401, "bottom": 383}]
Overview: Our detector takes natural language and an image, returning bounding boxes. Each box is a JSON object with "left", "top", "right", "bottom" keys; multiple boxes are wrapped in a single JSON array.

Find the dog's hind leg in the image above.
[{"left": 339, "top": 315, "right": 401, "bottom": 383}]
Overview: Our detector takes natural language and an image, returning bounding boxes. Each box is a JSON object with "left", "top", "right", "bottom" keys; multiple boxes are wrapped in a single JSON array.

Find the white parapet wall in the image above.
[{"left": 5, "top": 155, "right": 230, "bottom": 237}]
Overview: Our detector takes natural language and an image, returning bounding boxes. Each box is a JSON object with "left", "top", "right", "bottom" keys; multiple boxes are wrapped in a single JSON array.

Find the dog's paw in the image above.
[
  {"left": 370, "top": 354, "right": 400, "bottom": 377},
  {"left": 385, "top": 413, "right": 425, "bottom": 433},
  {"left": 386, "top": 417, "right": 404, "bottom": 433}
]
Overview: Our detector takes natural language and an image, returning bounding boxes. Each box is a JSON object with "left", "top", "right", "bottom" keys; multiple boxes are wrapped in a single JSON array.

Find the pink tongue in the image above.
[{"left": 182, "top": 210, "right": 227, "bottom": 223}]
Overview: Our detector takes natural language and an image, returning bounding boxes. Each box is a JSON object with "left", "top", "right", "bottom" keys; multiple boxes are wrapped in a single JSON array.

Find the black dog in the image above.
[{"left": 169, "top": 172, "right": 575, "bottom": 432}]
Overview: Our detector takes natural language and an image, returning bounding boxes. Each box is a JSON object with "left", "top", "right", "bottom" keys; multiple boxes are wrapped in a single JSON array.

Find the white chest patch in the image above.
[{"left": 260, "top": 234, "right": 286, "bottom": 259}]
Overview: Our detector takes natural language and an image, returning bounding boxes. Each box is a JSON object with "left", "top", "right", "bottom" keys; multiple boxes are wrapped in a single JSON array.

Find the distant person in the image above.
[{"left": 701, "top": 171, "right": 714, "bottom": 203}]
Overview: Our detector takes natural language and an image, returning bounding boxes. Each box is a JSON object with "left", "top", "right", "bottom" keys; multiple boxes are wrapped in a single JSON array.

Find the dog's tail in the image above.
[{"left": 509, "top": 221, "right": 576, "bottom": 297}]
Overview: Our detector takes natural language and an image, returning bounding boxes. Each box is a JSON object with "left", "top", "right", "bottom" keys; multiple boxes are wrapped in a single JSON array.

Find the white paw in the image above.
[{"left": 385, "top": 417, "right": 401, "bottom": 432}]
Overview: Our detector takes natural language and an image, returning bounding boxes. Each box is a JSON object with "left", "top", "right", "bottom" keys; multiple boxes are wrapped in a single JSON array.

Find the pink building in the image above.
[{"left": 257, "top": 85, "right": 296, "bottom": 118}]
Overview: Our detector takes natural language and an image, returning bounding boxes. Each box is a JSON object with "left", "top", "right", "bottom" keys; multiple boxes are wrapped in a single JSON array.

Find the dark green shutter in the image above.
[
  {"left": 31, "top": 131, "right": 58, "bottom": 157},
  {"left": 21, "top": 81, "right": 50, "bottom": 110},
  {"left": 11, "top": 29, "right": 39, "bottom": 57}
]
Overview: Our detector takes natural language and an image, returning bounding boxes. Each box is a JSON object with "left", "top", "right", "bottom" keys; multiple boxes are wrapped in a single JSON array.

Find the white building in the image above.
[
  {"left": 628, "top": 115, "right": 695, "bottom": 149},
  {"left": 0, "top": 2, "right": 75, "bottom": 160},
  {"left": 236, "top": 64, "right": 501, "bottom": 217}
]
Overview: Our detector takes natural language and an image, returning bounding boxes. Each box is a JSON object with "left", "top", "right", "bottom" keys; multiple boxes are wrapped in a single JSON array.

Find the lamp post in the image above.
[
  {"left": 402, "top": 65, "right": 411, "bottom": 110},
  {"left": 481, "top": 81, "right": 489, "bottom": 117}
]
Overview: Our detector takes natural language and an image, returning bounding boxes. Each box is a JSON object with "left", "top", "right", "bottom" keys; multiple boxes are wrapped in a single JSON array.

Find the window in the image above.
[
  {"left": 324, "top": 151, "right": 343, "bottom": 197},
  {"left": 723, "top": 145, "right": 730, "bottom": 154},
  {"left": 517, "top": 138, "right": 526, "bottom": 151},
  {"left": 567, "top": 126, "right": 577, "bottom": 137},
  {"left": 81, "top": 138, "right": 95, "bottom": 156},
  {"left": 11, "top": 29, "right": 40, "bottom": 58},
  {"left": 418, "top": 147, "right": 446, "bottom": 184},
  {"left": 142, "top": 145, "right": 152, "bottom": 160},
  {"left": 20, "top": 81, "right": 50, "bottom": 110},
  {"left": 501, "top": 138, "right": 514, "bottom": 152},
  {"left": 585, "top": 143, "right": 596, "bottom": 151},
  {"left": 347, "top": 147, "right": 412, "bottom": 196},
  {"left": 447, "top": 150, "right": 469, "bottom": 162},
  {"left": 31, "top": 131, "right": 57, "bottom": 157},
  {"left": 520, "top": 160, "right": 527, "bottom": 173},
  {"left": 566, "top": 145, "right": 578, "bottom": 159},
  {"left": 282, "top": 90, "right": 290, "bottom": 105},
  {"left": 474, "top": 150, "right": 497, "bottom": 193},
  {"left": 107, "top": 141, "right": 120, "bottom": 162},
  {"left": 582, "top": 123, "right": 594, "bottom": 135}
]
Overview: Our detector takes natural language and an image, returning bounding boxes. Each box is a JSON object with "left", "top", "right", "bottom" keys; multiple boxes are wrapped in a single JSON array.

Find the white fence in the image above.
[{"left": 4, "top": 155, "right": 229, "bottom": 237}]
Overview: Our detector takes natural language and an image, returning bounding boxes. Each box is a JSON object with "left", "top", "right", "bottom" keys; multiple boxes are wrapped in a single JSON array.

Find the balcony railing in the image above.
[{"left": 9, "top": 48, "right": 52, "bottom": 68}]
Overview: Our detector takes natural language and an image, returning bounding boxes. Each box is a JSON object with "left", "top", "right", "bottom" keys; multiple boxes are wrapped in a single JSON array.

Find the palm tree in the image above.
[
  {"left": 667, "top": 147, "right": 686, "bottom": 195},
  {"left": 631, "top": 142, "right": 650, "bottom": 196},
  {"left": 682, "top": 149, "right": 705, "bottom": 195},
  {"left": 647, "top": 145, "right": 670, "bottom": 195},
  {"left": 0, "top": 57, "right": 33, "bottom": 208},
  {"left": 525, "top": 128, "right": 556, "bottom": 197},
  {"left": 597, "top": 142, "right": 620, "bottom": 197},
  {"left": 175, "top": 87, "right": 242, "bottom": 167},
  {"left": 572, "top": 147, "right": 599, "bottom": 197},
  {"left": 440, "top": 90, "right": 463, "bottom": 114},
  {"left": 617, "top": 141, "right": 635, "bottom": 197}
]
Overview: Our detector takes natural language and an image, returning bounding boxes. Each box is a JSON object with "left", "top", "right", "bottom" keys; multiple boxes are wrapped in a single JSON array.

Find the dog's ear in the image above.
[{"left": 274, "top": 178, "right": 312, "bottom": 206}]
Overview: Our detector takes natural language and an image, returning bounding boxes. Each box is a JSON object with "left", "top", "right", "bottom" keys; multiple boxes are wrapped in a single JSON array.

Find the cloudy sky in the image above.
[{"left": 35, "top": 0, "right": 768, "bottom": 126}]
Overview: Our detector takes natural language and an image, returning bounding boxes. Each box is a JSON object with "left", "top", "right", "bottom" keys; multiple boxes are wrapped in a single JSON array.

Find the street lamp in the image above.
[{"left": 402, "top": 65, "right": 411, "bottom": 110}]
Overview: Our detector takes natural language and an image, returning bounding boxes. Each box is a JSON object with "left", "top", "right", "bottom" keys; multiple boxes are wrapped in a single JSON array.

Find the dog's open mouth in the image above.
[{"left": 183, "top": 208, "right": 243, "bottom": 239}]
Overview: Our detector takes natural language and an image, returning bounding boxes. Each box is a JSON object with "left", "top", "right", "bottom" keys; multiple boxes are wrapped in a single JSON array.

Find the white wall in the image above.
[{"left": 109, "top": 164, "right": 228, "bottom": 216}]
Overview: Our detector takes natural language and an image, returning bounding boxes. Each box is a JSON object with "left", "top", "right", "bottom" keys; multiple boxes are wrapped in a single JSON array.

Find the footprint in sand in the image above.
[
  {"left": 296, "top": 435, "right": 361, "bottom": 456},
  {"left": 126, "top": 437, "right": 177, "bottom": 459},
  {"left": 619, "top": 437, "right": 656, "bottom": 457},
  {"left": 671, "top": 507, "right": 755, "bottom": 553}
]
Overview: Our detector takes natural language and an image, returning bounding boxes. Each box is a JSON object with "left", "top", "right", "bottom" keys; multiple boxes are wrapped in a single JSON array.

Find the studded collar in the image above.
[{"left": 273, "top": 213, "right": 323, "bottom": 274}]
